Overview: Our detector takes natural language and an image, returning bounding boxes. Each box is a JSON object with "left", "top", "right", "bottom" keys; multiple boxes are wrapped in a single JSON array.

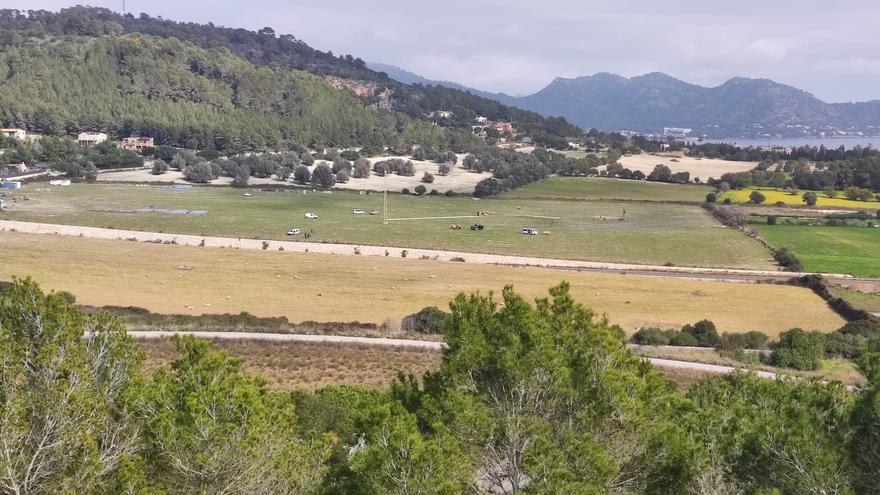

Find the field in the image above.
[
  {"left": 721, "top": 188, "right": 880, "bottom": 209},
  {"left": 2, "top": 182, "right": 774, "bottom": 269},
  {"left": 502, "top": 176, "right": 713, "bottom": 202},
  {"left": 828, "top": 286, "right": 880, "bottom": 313},
  {"left": 757, "top": 225, "right": 880, "bottom": 277},
  {"left": 618, "top": 153, "right": 756, "bottom": 180},
  {"left": 139, "top": 338, "right": 442, "bottom": 390},
  {"left": 0, "top": 231, "right": 843, "bottom": 334},
  {"left": 99, "top": 154, "right": 492, "bottom": 193}
]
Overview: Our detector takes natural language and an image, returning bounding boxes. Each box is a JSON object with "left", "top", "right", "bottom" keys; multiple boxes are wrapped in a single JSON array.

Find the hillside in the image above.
[
  {"left": 0, "top": 33, "right": 459, "bottom": 152},
  {"left": 0, "top": 7, "right": 581, "bottom": 147},
  {"left": 376, "top": 63, "right": 880, "bottom": 138}
]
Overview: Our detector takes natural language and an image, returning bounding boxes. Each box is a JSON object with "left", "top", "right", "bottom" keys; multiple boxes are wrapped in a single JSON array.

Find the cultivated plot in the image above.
[
  {"left": 503, "top": 176, "right": 713, "bottom": 202},
  {"left": 757, "top": 225, "right": 880, "bottom": 277}
]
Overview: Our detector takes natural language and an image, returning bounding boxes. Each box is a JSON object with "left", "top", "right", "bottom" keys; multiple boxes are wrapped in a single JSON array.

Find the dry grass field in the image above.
[
  {"left": 0, "top": 231, "right": 843, "bottom": 334},
  {"left": 139, "top": 338, "right": 442, "bottom": 390},
  {"left": 618, "top": 153, "right": 757, "bottom": 180}
]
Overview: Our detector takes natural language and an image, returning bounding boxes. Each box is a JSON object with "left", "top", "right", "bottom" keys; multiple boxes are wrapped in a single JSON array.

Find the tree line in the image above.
[{"left": 2, "top": 278, "right": 879, "bottom": 494}]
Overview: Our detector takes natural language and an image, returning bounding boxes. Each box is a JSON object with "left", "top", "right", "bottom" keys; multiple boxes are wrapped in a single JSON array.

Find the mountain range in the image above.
[{"left": 369, "top": 63, "right": 880, "bottom": 139}]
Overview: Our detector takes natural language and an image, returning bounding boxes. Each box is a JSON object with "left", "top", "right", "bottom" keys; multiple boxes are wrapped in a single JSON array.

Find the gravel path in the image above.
[
  {"left": 0, "top": 220, "right": 852, "bottom": 280},
  {"left": 128, "top": 330, "right": 779, "bottom": 379}
]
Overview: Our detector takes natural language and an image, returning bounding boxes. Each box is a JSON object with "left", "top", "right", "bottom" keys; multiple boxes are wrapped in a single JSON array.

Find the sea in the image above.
[{"left": 704, "top": 137, "right": 878, "bottom": 149}]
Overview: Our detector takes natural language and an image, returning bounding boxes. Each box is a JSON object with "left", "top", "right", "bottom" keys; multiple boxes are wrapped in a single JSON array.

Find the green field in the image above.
[
  {"left": 757, "top": 225, "right": 880, "bottom": 277},
  {"left": 2, "top": 183, "right": 774, "bottom": 269},
  {"left": 828, "top": 287, "right": 880, "bottom": 313},
  {"left": 503, "top": 177, "right": 713, "bottom": 202}
]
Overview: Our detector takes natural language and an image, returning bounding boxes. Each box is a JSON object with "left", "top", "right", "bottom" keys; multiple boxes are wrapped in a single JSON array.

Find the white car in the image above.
[
  {"left": 370, "top": 209, "right": 380, "bottom": 215},
  {"left": 352, "top": 208, "right": 365, "bottom": 215},
  {"left": 287, "top": 228, "right": 301, "bottom": 236},
  {"left": 242, "top": 192, "right": 252, "bottom": 197},
  {"left": 304, "top": 212, "right": 318, "bottom": 219}
]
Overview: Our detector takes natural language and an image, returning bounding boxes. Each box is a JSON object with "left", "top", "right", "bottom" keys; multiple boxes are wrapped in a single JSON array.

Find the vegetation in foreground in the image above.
[
  {"left": 2, "top": 278, "right": 880, "bottom": 493},
  {"left": 0, "top": 231, "right": 844, "bottom": 333},
  {"left": 757, "top": 224, "right": 880, "bottom": 277}
]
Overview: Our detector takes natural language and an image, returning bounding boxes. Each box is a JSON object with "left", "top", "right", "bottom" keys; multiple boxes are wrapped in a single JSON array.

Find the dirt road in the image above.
[
  {"left": 0, "top": 220, "right": 855, "bottom": 282},
  {"left": 128, "top": 330, "right": 779, "bottom": 379}
]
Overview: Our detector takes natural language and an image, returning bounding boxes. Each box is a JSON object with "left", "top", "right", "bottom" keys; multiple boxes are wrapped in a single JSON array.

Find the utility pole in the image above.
[
  {"left": 383, "top": 173, "right": 388, "bottom": 224},
  {"left": 122, "top": 0, "right": 126, "bottom": 14}
]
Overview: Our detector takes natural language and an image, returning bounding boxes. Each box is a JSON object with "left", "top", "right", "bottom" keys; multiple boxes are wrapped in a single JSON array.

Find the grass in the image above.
[
  {"left": 502, "top": 176, "right": 713, "bottom": 202},
  {"left": 138, "top": 338, "right": 442, "bottom": 390},
  {"left": 757, "top": 225, "right": 880, "bottom": 277},
  {"left": 2, "top": 182, "right": 774, "bottom": 269},
  {"left": 827, "top": 286, "right": 880, "bottom": 313},
  {"left": 721, "top": 188, "right": 880, "bottom": 209},
  {"left": 0, "top": 231, "right": 843, "bottom": 334}
]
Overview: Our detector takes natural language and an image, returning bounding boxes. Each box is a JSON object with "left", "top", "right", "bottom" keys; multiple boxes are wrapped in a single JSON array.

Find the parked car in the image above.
[
  {"left": 352, "top": 208, "right": 365, "bottom": 215},
  {"left": 521, "top": 227, "right": 539, "bottom": 235},
  {"left": 304, "top": 212, "right": 318, "bottom": 219},
  {"left": 370, "top": 209, "right": 380, "bottom": 215},
  {"left": 470, "top": 224, "right": 485, "bottom": 231},
  {"left": 242, "top": 192, "right": 252, "bottom": 197},
  {"left": 287, "top": 228, "right": 301, "bottom": 236}
]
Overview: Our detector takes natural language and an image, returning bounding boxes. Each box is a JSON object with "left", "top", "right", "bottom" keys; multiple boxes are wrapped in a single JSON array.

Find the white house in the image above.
[
  {"left": 1, "top": 128, "right": 26, "bottom": 140},
  {"left": 77, "top": 132, "right": 108, "bottom": 146}
]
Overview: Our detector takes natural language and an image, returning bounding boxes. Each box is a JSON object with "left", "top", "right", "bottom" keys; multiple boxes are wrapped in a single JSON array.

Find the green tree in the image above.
[
  {"left": 311, "top": 164, "right": 336, "bottom": 188},
  {"left": 852, "top": 338, "right": 880, "bottom": 491},
  {"left": 749, "top": 190, "right": 766, "bottom": 204},
  {"left": 771, "top": 328, "right": 826, "bottom": 370},
  {"left": 151, "top": 160, "right": 169, "bottom": 175},
  {"left": 0, "top": 278, "right": 143, "bottom": 494},
  {"left": 183, "top": 162, "right": 215, "bottom": 183},
  {"left": 803, "top": 191, "right": 818, "bottom": 206},
  {"left": 141, "top": 336, "right": 329, "bottom": 494},
  {"left": 293, "top": 165, "right": 311, "bottom": 184},
  {"left": 276, "top": 166, "right": 292, "bottom": 181}
]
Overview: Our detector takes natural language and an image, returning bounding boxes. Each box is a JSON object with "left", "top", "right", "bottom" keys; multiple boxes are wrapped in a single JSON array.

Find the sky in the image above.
[{"left": 10, "top": 0, "right": 880, "bottom": 102}]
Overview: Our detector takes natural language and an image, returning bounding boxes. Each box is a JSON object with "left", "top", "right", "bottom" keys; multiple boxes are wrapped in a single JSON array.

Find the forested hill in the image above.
[{"left": 0, "top": 7, "right": 581, "bottom": 148}]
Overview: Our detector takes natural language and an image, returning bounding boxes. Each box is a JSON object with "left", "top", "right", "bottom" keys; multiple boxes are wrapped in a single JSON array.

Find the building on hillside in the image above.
[
  {"left": 77, "top": 132, "right": 108, "bottom": 146},
  {"left": 4, "top": 163, "right": 27, "bottom": 174},
  {"left": 663, "top": 127, "right": 692, "bottom": 138},
  {"left": 118, "top": 136, "right": 155, "bottom": 152},
  {"left": 494, "top": 122, "right": 514, "bottom": 135},
  {"left": 1, "top": 128, "right": 26, "bottom": 140},
  {"left": 474, "top": 116, "right": 489, "bottom": 124},
  {"left": 0, "top": 181, "right": 22, "bottom": 190}
]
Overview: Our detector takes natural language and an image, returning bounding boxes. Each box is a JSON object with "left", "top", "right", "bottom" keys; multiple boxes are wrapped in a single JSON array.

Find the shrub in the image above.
[
  {"left": 332, "top": 157, "right": 352, "bottom": 175},
  {"left": 445, "top": 190, "right": 457, "bottom": 197},
  {"left": 336, "top": 170, "right": 350, "bottom": 183},
  {"left": 632, "top": 327, "right": 675, "bottom": 346},
  {"left": 183, "top": 162, "right": 215, "bottom": 183},
  {"left": 705, "top": 192, "right": 716, "bottom": 203},
  {"left": 293, "top": 165, "right": 310, "bottom": 184},
  {"left": 669, "top": 332, "right": 699, "bottom": 346},
  {"left": 422, "top": 171, "right": 434, "bottom": 183},
  {"left": 802, "top": 191, "right": 818, "bottom": 206},
  {"left": 340, "top": 149, "right": 360, "bottom": 161},
  {"left": 401, "top": 306, "right": 449, "bottom": 334},
  {"left": 839, "top": 317, "right": 880, "bottom": 339},
  {"left": 825, "top": 332, "right": 867, "bottom": 359},
  {"left": 681, "top": 319, "right": 720, "bottom": 347},
  {"left": 311, "top": 164, "right": 336, "bottom": 188},
  {"left": 767, "top": 215, "right": 777, "bottom": 225},
  {"left": 774, "top": 248, "right": 803, "bottom": 272},
  {"left": 771, "top": 328, "right": 826, "bottom": 370},
  {"left": 401, "top": 188, "right": 410, "bottom": 195},
  {"left": 414, "top": 184, "right": 427, "bottom": 195},
  {"left": 438, "top": 163, "right": 450, "bottom": 176},
  {"left": 397, "top": 161, "right": 415, "bottom": 176},
  {"left": 718, "top": 331, "right": 770, "bottom": 350},
  {"left": 749, "top": 190, "right": 766, "bottom": 204},
  {"left": 151, "top": 160, "right": 169, "bottom": 175},
  {"left": 352, "top": 158, "right": 371, "bottom": 179}
]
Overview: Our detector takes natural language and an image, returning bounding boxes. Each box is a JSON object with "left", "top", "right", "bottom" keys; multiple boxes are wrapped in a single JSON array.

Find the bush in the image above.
[
  {"left": 311, "top": 164, "right": 336, "bottom": 188},
  {"left": 183, "top": 162, "right": 215, "bottom": 183},
  {"left": 767, "top": 215, "right": 777, "bottom": 225},
  {"left": 773, "top": 248, "right": 803, "bottom": 271},
  {"left": 718, "top": 331, "right": 770, "bottom": 350},
  {"left": 401, "top": 306, "right": 449, "bottom": 334},
  {"left": 681, "top": 319, "right": 720, "bottom": 347},
  {"left": 397, "top": 161, "right": 415, "bottom": 176},
  {"left": 444, "top": 190, "right": 457, "bottom": 197},
  {"left": 839, "top": 317, "right": 880, "bottom": 339},
  {"left": 771, "top": 328, "right": 826, "bottom": 370},
  {"left": 352, "top": 158, "right": 371, "bottom": 179},
  {"left": 422, "top": 171, "right": 434, "bottom": 183},
  {"left": 336, "top": 170, "right": 350, "bottom": 183},
  {"left": 340, "top": 149, "right": 360, "bottom": 161},
  {"left": 293, "top": 165, "right": 310, "bottom": 184},
  {"left": 332, "top": 157, "right": 352, "bottom": 175},
  {"left": 669, "top": 332, "right": 699, "bottom": 346},
  {"left": 438, "top": 163, "right": 450, "bottom": 176},
  {"left": 151, "top": 160, "right": 169, "bottom": 175},
  {"left": 632, "top": 327, "right": 675, "bottom": 346},
  {"left": 414, "top": 184, "right": 427, "bottom": 195},
  {"left": 705, "top": 192, "right": 716, "bottom": 203},
  {"left": 749, "top": 190, "right": 766, "bottom": 204},
  {"left": 825, "top": 332, "right": 867, "bottom": 359},
  {"left": 802, "top": 191, "right": 818, "bottom": 206},
  {"left": 401, "top": 188, "right": 410, "bottom": 195}
]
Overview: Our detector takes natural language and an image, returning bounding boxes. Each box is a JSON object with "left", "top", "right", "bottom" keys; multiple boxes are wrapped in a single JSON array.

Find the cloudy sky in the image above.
[{"left": 11, "top": 0, "right": 880, "bottom": 102}]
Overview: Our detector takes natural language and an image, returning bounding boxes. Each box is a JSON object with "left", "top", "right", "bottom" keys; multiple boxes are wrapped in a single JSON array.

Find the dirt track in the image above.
[{"left": 0, "top": 220, "right": 854, "bottom": 282}]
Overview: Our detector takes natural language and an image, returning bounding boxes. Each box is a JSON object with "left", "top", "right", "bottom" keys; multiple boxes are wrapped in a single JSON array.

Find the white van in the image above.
[
  {"left": 521, "top": 227, "right": 539, "bottom": 236},
  {"left": 287, "top": 228, "right": 301, "bottom": 236},
  {"left": 304, "top": 212, "right": 318, "bottom": 219}
]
